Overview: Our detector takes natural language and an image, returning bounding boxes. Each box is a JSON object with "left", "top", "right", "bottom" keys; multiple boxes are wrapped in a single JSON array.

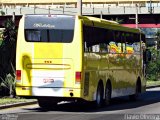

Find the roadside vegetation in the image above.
[
  {"left": 0, "top": 97, "right": 33, "bottom": 105},
  {"left": 147, "top": 80, "right": 160, "bottom": 87},
  {"left": 146, "top": 30, "right": 160, "bottom": 81},
  {"left": 0, "top": 18, "right": 17, "bottom": 98},
  {"left": 0, "top": 18, "right": 37, "bottom": 105}
]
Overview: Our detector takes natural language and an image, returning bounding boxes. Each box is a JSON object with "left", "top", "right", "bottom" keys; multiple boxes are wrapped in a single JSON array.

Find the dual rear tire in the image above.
[
  {"left": 95, "top": 83, "right": 104, "bottom": 107},
  {"left": 129, "top": 81, "right": 141, "bottom": 101},
  {"left": 95, "top": 82, "right": 111, "bottom": 107}
]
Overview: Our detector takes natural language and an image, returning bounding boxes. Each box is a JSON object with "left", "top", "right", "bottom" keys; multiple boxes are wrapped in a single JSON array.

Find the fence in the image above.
[{"left": 0, "top": 6, "right": 160, "bottom": 15}]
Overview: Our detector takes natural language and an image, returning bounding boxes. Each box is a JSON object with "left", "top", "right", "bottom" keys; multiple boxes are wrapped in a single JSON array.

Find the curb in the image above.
[
  {"left": 0, "top": 101, "right": 37, "bottom": 110},
  {"left": 146, "top": 85, "right": 160, "bottom": 89}
]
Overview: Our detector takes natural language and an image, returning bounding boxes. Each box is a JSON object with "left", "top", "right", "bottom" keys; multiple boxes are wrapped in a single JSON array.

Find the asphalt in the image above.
[{"left": 0, "top": 85, "right": 159, "bottom": 110}]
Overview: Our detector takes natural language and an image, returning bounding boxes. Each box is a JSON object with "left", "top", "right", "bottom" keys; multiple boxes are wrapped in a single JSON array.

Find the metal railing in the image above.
[{"left": 0, "top": 6, "right": 159, "bottom": 15}]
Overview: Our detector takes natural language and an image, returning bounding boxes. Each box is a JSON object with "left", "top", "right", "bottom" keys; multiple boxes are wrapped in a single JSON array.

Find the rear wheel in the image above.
[
  {"left": 38, "top": 98, "right": 58, "bottom": 109},
  {"left": 104, "top": 82, "right": 111, "bottom": 106},
  {"left": 95, "top": 83, "right": 104, "bottom": 108},
  {"left": 129, "top": 81, "right": 141, "bottom": 101}
]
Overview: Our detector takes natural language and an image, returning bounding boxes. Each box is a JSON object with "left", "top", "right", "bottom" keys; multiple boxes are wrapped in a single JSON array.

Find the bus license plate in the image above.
[{"left": 43, "top": 78, "right": 54, "bottom": 83}]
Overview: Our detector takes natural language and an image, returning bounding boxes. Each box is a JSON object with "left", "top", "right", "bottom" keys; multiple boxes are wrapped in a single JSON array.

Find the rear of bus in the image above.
[{"left": 16, "top": 15, "right": 83, "bottom": 104}]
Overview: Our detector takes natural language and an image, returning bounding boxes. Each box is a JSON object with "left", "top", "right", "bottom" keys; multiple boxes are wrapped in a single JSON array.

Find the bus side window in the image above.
[
  {"left": 92, "top": 45, "right": 100, "bottom": 52},
  {"left": 84, "top": 41, "right": 88, "bottom": 52},
  {"left": 83, "top": 25, "right": 91, "bottom": 52},
  {"left": 25, "top": 30, "right": 41, "bottom": 42},
  {"left": 100, "top": 43, "right": 108, "bottom": 53},
  {"left": 83, "top": 25, "right": 101, "bottom": 53},
  {"left": 120, "top": 32, "right": 125, "bottom": 53}
]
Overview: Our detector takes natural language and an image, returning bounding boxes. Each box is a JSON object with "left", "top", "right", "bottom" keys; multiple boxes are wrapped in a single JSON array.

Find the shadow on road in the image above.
[{"left": 23, "top": 90, "right": 160, "bottom": 113}]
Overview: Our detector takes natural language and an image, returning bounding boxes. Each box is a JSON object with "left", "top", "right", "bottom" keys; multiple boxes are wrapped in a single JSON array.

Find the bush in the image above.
[
  {"left": 146, "top": 47, "right": 160, "bottom": 81},
  {"left": 1, "top": 73, "right": 16, "bottom": 98},
  {"left": 0, "top": 63, "right": 16, "bottom": 98},
  {"left": 0, "top": 18, "right": 17, "bottom": 97},
  {"left": 0, "top": 18, "right": 17, "bottom": 84}
]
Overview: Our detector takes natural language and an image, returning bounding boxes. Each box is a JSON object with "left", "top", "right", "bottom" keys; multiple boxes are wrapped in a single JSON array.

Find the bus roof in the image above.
[
  {"left": 24, "top": 14, "right": 75, "bottom": 30},
  {"left": 79, "top": 15, "right": 141, "bottom": 34},
  {"left": 22, "top": 14, "right": 143, "bottom": 34}
]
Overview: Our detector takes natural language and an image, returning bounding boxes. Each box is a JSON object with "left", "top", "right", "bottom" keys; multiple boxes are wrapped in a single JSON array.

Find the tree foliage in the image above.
[
  {"left": 0, "top": 10, "right": 5, "bottom": 16},
  {"left": 146, "top": 47, "right": 160, "bottom": 81},
  {"left": 156, "top": 29, "right": 160, "bottom": 49},
  {"left": 0, "top": 18, "right": 17, "bottom": 97}
]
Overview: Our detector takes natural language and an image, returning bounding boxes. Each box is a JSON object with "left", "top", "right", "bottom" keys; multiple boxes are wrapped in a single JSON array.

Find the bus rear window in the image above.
[
  {"left": 24, "top": 15, "right": 75, "bottom": 43},
  {"left": 25, "top": 29, "right": 74, "bottom": 42}
]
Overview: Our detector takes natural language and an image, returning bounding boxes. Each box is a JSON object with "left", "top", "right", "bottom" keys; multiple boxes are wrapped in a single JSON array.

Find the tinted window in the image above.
[
  {"left": 83, "top": 24, "right": 142, "bottom": 54},
  {"left": 24, "top": 15, "right": 75, "bottom": 43}
]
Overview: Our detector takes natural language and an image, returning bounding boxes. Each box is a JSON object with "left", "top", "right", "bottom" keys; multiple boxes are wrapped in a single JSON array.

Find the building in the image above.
[
  {"left": 0, "top": 0, "right": 160, "bottom": 46},
  {"left": 0, "top": 0, "right": 160, "bottom": 8}
]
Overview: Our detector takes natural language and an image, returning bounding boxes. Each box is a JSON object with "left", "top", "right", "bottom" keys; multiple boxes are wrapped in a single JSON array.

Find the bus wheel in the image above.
[
  {"left": 104, "top": 82, "right": 111, "bottom": 106},
  {"left": 129, "top": 81, "right": 141, "bottom": 101},
  {"left": 95, "top": 83, "right": 103, "bottom": 108},
  {"left": 38, "top": 98, "right": 57, "bottom": 109}
]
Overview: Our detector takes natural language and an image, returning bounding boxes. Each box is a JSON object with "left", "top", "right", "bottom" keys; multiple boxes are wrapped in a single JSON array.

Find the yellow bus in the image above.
[{"left": 16, "top": 14, "right": 147, "bottom": 108}]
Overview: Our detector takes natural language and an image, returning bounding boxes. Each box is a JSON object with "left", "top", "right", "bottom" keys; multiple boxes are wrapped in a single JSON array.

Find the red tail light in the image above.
[
  {"left": 75, "top": 72, "right": 81, "bottom": 83},
  {"left": 16, "top": 70, "right": 21, "bottom": 82}
]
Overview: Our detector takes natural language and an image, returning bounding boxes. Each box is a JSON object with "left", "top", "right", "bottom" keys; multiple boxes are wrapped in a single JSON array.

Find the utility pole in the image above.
[
  {"left": 149, "top": 0, "right": 152, "bottom": 14},
  {"left": 77, "top": 0, "right": 82, "bottom": 15},
  {"left": 12, "top": 12, "right": 15, "bottom": 23},
  {"left": 12, "top": 12, "right": 15, "bottom": 30},
  {"left": 100, "top": 11, "right": 103, "bottom": 19},
  {"left": 135, "top": 4, "right": 138, "bottom": 29},
  {"left": 129, "top": 4, "right": 139, "bottom": 29}
]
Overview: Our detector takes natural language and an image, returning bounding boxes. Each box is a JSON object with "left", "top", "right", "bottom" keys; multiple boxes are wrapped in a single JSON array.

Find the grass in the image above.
[
  {"left": 146, "top": 80, "right": 160, "bottom": 87},
  {"left": 0, "top": 97, "right": 36, "bottom": 105}
]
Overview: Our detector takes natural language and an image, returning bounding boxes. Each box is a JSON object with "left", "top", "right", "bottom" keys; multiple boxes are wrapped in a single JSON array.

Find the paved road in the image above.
[{"left": 0, "top": 87, "right": 160, "bottom": 120}]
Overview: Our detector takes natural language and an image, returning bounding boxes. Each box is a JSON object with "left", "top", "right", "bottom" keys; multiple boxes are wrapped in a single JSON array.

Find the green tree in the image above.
[
  {"left": 146, "top": 47, "right": 160, "bottom": 81},
  {"left": 0, "top": 18, "right": 17, "bottom": 97},
  {"left": 1, "top": 64, "right": 16, "bottom": 98},
  {"left": 2, "top": 18, "right": 17, "bottom": 71},
  {"left": 0, "top": 10, "right": 5, "bottom": 16},
  {"left": 156, "top": 30, "right": 160, "bottom": 49}
]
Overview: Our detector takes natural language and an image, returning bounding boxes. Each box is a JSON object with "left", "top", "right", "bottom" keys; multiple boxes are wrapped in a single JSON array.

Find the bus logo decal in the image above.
[{"left": 33, "top": 23, "right": 55, "bottom": 28}]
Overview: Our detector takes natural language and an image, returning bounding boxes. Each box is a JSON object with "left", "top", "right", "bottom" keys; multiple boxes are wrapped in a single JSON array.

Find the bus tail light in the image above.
[
  {"left": 75, "top": 72, "right": 81, "bottom": 83},
  {"left": 16, "top": 70, "right": 21, "bottom": 82}
]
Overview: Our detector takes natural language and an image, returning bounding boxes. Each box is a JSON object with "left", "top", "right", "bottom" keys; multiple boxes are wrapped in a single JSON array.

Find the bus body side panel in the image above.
[
  {"left": 16, "top": 17, "right": 34, "bottom": 96},
  {"left": 108, "top": 36, "right": 142, "bottom": 98},
  {"left": 82, "top": 52, "right": 101, "bottom": 101}
]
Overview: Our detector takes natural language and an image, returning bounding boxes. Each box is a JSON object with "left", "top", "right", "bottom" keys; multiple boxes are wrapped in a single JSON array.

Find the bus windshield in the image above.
[{"left": 24, "top": 15, "right": 75, "bottom": 43}]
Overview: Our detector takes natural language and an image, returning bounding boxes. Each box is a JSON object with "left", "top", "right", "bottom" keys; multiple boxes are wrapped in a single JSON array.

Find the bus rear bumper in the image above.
[{"left": 16, "top": 86, "right": 81, "bottom": 98}]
